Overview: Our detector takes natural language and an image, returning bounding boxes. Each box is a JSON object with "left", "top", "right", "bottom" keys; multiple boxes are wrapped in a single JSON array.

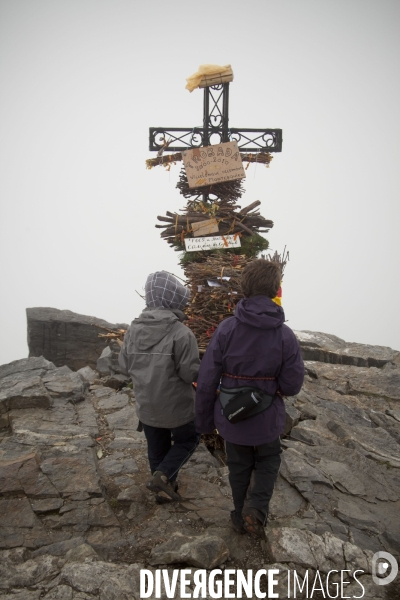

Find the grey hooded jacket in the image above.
[{"left": 118, "top": 307, "right": 200, "bottom": 428}]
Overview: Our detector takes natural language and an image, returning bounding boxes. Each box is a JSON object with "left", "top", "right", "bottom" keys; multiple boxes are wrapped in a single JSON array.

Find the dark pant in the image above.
[
  {"left": 225, "top": 437, "right": 282, "bottom": 524},
  {"left": 142, "top": 420, "right": 200, "bottom": 483}
]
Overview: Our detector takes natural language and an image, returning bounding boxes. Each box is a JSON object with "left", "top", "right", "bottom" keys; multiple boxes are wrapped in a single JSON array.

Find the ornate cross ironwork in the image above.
[{"left": 149, "top": 83, "right": 282, "bottom": 153}]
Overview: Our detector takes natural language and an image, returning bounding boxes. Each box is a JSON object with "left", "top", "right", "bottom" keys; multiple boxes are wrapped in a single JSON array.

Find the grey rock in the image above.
[
  {"left": 40, "top": 450, "right": 102, "bottom": 497},
  {"left": 96, "top": 342, "right": 123, "bottom": 377},
  {"left": 77, "top": 367, "right": 98, "bottom": 383},
  {"left": 344, "top": 574, "right": 388, "bottom": 599},
  {"left": 0, "top": 450, "right": 59, "bottom": 498},
  {"left": 368, "top": 410, "right": 400, "bottom": 444},
  {"left": 317, "top": 458, "right": 367, "bottom": 497},
  {"left": 65, "top": 543, "right": 100, "bottom": 562},
  {"left": 0, "top": 498, "right": 44, "bottom": 528},
  {"left": 295, "top": 330, "right": 399, "bottom": 367},
  {"left": 386, "top": 408, "right": 400, "bottom": 422},
  {"left": 381, "top": 529, "right": 400, "bottom": 555},
  {"left": 283, "top": 399, "right": 301, "bottom": 435},
  {"left": 98, "top": 456, "right": 138, "bottom": 476},
  {"left": 0, "top": 356, "right": 56, "bottom": 380},
  {"left": 266, "top": 527, "right": 349, "bottom": 573},
  {"left": 281, "top": 448, "right": 332, "bottom": 489},
  {"left": 31, "top": 498, "right": 63, "bottom": 513},
  {"left": 266, "top": 527, "right": 318, "bottom": 569},
  {"left": 196, "top": 507, "right": 230, "bottom": 526},
  {"left": 117, "top": 483, "right": 144, "bottom": 502},
  {"left": 31, "top": 537, "right": 85, "bottom": 558},
  {"left": 96, "top": 393, "right": 129, "bottom": 412},
  {"left": 149, "top": 532, "right": 229, "bottom": 568},
  {"left": 42, "top": 367, "right": 88, "bottom": 402},
  {"left": 343, "top": 541, "right": 369, "bottom": 573},
  {"left": 0, "top": 591, "right": 42, "bottom": 600},
  {"left": 26, "top": 307, "right": 127, "bottom": 371},
  {"left": 106, "top": 405, "right": 138, "bottom": 430},
  {"left": 269, "top": 475, "right": 306, "bottom": 519},
  {"left": 265, "top": 563, "right": 306, "bottom": 600},
  {"left": 43, "top": 586, "right": 74, "bottom": 600},
  {"left": 59, "top": 561, "right": 140, "bottom": 596},
  {"left": 335, "top": 497, "right": 381, "bottom": 534},
  {"left": 92, "top": 387, "right": 115, "bottom": 400},
  {"left": 0, "top": 375, "right": 52, "bottom": 411},
  {"left": 75, "top": 401, "right": 98, "bottom": 435},
  {"left": 0, "top": 554, "right": 61, "bottom": 589},
  {"left": 295, "top": 400, "right": 318, "bottom": 421}
]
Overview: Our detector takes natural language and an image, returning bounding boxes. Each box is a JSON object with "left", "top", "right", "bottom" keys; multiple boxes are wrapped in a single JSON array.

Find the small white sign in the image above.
[{"left": 184, "top": 235, "right": 241, "bottom": 252}]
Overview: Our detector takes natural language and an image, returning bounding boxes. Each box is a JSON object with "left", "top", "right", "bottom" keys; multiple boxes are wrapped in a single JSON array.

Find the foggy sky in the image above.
[{"left": 1, "top": 0, "right": 399, "bottom": 367}]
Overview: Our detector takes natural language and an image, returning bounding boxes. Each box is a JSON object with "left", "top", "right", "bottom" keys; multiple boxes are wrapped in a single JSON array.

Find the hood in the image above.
[
  {"left": 129, "top": 308, "right": 180, "bottom": 351},
  {"left": 234, "top": 296, "right": 285, "bottom": 330},
  {"left": 145, "top": 271, "right": 190, "bottom": 311}
]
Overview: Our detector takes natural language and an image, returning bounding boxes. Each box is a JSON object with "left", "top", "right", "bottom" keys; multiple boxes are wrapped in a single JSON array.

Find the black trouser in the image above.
[
  {"left": 225, "top": 437, "right": 282, "bottom": 524},
  {"left": 142, "top": 420, "right": 200, "bottom": 483}
]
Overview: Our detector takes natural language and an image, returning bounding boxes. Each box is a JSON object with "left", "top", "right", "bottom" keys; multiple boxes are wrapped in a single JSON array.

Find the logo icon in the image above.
[{"left": 372, "top": 551, "right": 398, "bottom": 586}]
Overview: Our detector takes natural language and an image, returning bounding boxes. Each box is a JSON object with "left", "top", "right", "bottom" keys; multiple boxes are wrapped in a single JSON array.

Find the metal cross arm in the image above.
[
  {"left": 149, "top": 83, "right": 282, "bottom": 154},
  {"left": 149, "top": 127, "right": 282, "bottom": 153}
]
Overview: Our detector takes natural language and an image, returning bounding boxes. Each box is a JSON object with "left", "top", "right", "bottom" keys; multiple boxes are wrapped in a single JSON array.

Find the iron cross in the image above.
[{"left": 149, "top": 83, "right": 282, "bottom": 154}]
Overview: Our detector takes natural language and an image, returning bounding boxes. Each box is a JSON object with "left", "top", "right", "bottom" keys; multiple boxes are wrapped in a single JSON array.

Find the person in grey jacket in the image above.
[{"left": 118, "top": 271, "right": 200, "bottom": 501}]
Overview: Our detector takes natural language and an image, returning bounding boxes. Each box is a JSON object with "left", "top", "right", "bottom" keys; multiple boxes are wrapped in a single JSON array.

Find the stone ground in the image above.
[{"left": 1, "top": 332, "right": 400, "bottom": 599}]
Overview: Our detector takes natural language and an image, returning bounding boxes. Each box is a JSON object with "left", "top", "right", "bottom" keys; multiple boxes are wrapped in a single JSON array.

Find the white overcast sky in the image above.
[{"left": 1, "top": 0, "right": 399, "bottom": 366}]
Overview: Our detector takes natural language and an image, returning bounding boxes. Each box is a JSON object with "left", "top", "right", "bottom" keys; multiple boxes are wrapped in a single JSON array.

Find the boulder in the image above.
[
  {"left": 149, "top": 531, "right": 229, "bottom": 568},
  {"left": 295, "top": 330, "right": 399, "bottom": 367},
  {"left": 26, "top": 307, "right": 127, "bottom": 371}
]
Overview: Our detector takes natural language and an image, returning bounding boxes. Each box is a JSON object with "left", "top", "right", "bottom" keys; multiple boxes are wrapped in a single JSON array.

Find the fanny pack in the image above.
[{"left": 219, "top": 386, "right": 275, "bottom": 424}]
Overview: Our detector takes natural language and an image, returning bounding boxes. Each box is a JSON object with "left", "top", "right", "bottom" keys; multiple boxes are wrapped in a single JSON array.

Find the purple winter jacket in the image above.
[{"left": 195, "top": 295, "right": 304, "bottom": 445}]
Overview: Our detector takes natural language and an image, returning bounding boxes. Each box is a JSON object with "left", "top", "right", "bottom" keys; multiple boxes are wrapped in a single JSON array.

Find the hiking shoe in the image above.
[
  {"left": 155, "top": 481, "right": 179, "bottom": 504},
  {"left": 230, "top": 510, "right": 245, "bottom": 534},
  {"left": 146, "top": 471, "right": 181, "bottom": 501},
  {"left": 242, "top": 507, "right": 266, "bottom": 539}
]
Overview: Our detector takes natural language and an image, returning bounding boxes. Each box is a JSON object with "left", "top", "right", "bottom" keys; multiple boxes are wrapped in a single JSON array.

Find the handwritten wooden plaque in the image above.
[{"left": 182, "top": 141, "right": 246, "bottom": 188}]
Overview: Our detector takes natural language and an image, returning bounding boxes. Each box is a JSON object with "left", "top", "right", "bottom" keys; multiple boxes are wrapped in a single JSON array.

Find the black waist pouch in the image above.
[{"left": 219, "top": 386, "right": 275, "bottom": 424}]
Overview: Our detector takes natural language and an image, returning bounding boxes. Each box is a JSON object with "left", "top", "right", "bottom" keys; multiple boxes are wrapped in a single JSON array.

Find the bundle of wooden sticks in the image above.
[
  {"left": 146, "top": 151, "right": 273, "bottom": 170},
  {"left": 156, "top": 199, "right": 273, "bottom": 247}
]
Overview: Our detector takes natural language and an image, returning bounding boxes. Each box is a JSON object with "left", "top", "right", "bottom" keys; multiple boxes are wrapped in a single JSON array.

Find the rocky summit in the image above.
[{"left": 0, "top": 308, "right": 399, "bottom": 599}]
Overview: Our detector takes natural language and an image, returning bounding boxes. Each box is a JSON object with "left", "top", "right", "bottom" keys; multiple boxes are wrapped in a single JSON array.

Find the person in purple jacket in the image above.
[{"left": 195, "top": 259, "right": 304, "bottom": 537}]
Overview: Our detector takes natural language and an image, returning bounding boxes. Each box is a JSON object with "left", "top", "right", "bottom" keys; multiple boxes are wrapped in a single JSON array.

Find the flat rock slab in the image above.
[
  {"left": 98, "top": 455, "right": 138, "bottom": 477},
  {"left": 105, "top": 405, "right": 138, "bottom": 430},
  {"left": 269, "top": 475, "right": 306, "bottom": 519},
  {"left": 43, "top": 499, "right": 119, "bottom": 531},
  {"left": 42, "top": 367, "right": 88, "bottom": 402},
  {"left": 0, "top": 375, "right": 52, "bottom": 411},
  {"left": 265, "top": 527, "right": 363, "bottom": 574},
  {"left": 0, "top": 553, "right": 61, "bottom": 590},
  {"left": 0, "top": 356, "right": 56, "bottom": 380},
  {"left": 40, "top": 450, "right": 102, "bottom": 497},
  {"left": 335, "top": 497, "right": 382, "bottom": 534},
  {"left": 96, "top": 393, "right": 129, "bottom": 412},
  {"left": 149, "top": 531, "right": 229, "bottom": 568},
  {"left": 295, "top": 330, "right": 399, "bottom": 367},
  {"left": 0, "top": 499, "right": 66, "bottom": 549},
  {"left": 304, "top": 361, "right": 400, "bottom": 403},
  {"left": 0, "top": 453, "right": 59, "bottom": 497},
  {"left": 59, "top": 561, "right": 141, "bottom": 599}
]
